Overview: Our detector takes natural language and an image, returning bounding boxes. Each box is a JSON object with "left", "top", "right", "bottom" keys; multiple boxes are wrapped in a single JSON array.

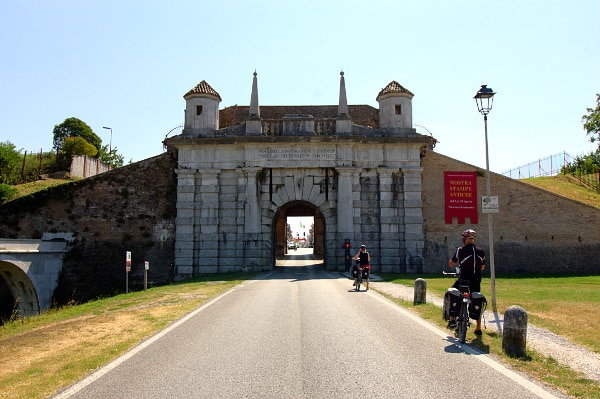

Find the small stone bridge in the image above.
[{"left": 0, "top": 234, "right": 72, "bottom": 320}]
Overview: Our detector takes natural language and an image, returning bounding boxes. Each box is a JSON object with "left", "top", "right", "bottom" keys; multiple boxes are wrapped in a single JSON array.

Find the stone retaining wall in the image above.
[{"left": 0, "top": 153, "right": 177, "bottom": 303}]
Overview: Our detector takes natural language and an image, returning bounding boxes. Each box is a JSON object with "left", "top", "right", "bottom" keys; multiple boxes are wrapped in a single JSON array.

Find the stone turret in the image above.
[
  {"left": 183, "top": 80, "right": 222, "bottom": 137},
  {"left": 376, "top": 81, "right": 414, "bottom": 131},
  {"left": 246, "top": 71, "right": 262, "bottom": 135}
]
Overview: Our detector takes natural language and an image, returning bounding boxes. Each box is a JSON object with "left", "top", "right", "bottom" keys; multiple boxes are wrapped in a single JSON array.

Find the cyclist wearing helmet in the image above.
[
  {"left": 447, "top": 229, "right": 486, "bottom": 335},
  {"left": 352, "top": 244, "right": 371, "bottom": 290}
]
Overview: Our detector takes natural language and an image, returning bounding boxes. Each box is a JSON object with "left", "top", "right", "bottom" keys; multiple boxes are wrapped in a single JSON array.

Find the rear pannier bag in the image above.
[
  {"left": 445, "top": 288, "right": 461, "bottom": 317},
  {"left": 468, "top": 292, "right": 487, "bottom": 320}
]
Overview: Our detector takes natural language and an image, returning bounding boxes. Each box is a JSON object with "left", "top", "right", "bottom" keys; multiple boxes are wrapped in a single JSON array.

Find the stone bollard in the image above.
[
  {"left": 413, "top": 278, "right": 427, "bottom": 305},
  {"left": 503, "top": 305, "right": 528, "bottom": 357}
]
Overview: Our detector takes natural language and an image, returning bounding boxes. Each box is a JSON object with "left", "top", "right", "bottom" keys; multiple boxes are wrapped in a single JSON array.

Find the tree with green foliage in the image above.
[
  {"left": 97, "top": 144, "right": 125, "bottom": 169},
  {"left": 61, "top": 136, "right": 98, "bottom": 158},
  {"left": 582, "top": 93, "right": 600, "bottom": 151},
  {"left": 563, "top": 95, "right": 600, "bottom": 178},
  {"left": 52, "top": 117, "right": 101, "bottom": 153},
  {"left": 0, "top": 141, "right": 22, "bottom": 184},
  {"left": 55, "top": 136, "right": 99, "bottom": 171}
]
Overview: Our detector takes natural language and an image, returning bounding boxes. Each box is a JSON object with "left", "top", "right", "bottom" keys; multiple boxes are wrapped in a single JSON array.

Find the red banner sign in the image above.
[{"left": 445, "top": 172, "right": 478, "bottom": 224}]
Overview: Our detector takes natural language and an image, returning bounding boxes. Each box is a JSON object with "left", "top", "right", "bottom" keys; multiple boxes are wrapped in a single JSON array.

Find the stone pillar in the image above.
[
  {"left": 174, "top": 168, "right": 197, "bottom": 278},
  {"left": 503, "top": 305, "right": 528, "bottom": 357},
  {"left": 413, "top": 278, "right": 427, "bottom": 304},
  {"left": 336, "top": 167, "right": 354, "bottom": 234},
  {"left": 197, "top": 169, "right": 220, "bottom": 274},
  {"left": 244, "top": 167, "right": 261, "bottom": 233},
  {"left": 378, "top": 168, "right": 399, "bottom": 272},
  {"left": 402, "top": 166, "right": 424, "bottom": 273}
]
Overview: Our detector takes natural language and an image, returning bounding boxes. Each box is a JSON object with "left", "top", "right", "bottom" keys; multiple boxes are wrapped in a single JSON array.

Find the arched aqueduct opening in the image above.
[{"left": 0, "top": 260, "right": 40, "bottom": 324}]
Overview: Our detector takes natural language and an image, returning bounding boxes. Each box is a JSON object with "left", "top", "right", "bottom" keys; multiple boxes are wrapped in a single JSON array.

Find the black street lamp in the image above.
[
  {"left": 474, "top": 84, "right": 497, "bottom": 312},
  {"left": 103, "top": 126, "right": 112, "bottom": 153}
]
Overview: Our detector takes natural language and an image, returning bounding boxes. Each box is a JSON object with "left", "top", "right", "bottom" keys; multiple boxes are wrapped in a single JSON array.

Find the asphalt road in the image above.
[{"left": 53, "top": 255, "right": 566, "bottom": 399}]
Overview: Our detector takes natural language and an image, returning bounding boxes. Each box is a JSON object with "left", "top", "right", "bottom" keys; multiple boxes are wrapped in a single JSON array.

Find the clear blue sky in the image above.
[{"left": 1, "top": 0, "right": 598, "bottom": 174}]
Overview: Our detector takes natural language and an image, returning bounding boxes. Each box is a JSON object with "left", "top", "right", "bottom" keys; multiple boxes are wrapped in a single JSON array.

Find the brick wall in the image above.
[
  {"left": 0, "top": 153, "right": 178, "bottom": 304},
  {"left": 421, "top": 150, "right": 600, "bottom": 275}
]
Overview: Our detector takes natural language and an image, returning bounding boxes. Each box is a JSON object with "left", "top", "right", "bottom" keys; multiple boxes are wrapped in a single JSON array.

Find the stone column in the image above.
[
  {"left": 402, "top": 166, "right": 424, "bottom": 273},
  {"left": 197, "top": 169, "right": 220, "bottom": 274},
  {"left": 244, "top": 167, "right": 261, "bottom": 233},
  {"left": 174, "top": 168, "right": 197, "bottom": 278},
  {"left": 336, "top": 167, "right": 354, "bottom": 234},
  {"left": 378, "top": 168, "right": 399, "bottom": 272}
]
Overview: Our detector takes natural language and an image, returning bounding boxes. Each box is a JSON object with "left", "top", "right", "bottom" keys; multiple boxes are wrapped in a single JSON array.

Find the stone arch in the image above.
[
  {"left": 271, "top": 201, "right": 327, "bottom": 265},
  {"left": 0, "top": 259, "right": 40, "bottom": 321}
]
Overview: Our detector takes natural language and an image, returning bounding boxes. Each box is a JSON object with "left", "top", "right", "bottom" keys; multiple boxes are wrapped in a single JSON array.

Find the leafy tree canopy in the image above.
[
  {"left": 61, "top": 136, "right": 98, "bottom": 158},
  {"left": 582, "top": 93, "right": 600, "bottom": 150},
  {"left": 52, "top": 117, "right": 101, "bottom": 153},
  {"left": 97, "top": 144, "right": 125, "bottom": 168}
]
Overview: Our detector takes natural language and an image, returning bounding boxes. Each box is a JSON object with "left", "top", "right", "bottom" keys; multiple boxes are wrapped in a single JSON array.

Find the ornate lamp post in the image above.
[
  {"left": 474, "top": 85, "right": 497, "bottom": 311},
  {"left": 103, "top": 126, "right": 112, "bottom": 153}
]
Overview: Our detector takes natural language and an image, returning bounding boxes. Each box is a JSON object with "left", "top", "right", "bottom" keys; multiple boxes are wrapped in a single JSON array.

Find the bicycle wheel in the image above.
[
  {"left": 458, "top": 302, "right": 468, "bottom": 343},
  {"left": 356, "top": 274, "right": 361, "bottom": 291}
]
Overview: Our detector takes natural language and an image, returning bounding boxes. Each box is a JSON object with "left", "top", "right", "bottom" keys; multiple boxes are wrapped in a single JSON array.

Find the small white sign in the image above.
[
  {"left": 482, "top": 196, "right": 499, "bottom": 213},
  {"left": 144, "top": 261, "right": 149, "bottom": 270}
]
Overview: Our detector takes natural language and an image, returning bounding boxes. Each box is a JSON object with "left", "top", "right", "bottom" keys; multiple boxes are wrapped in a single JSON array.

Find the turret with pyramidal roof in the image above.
[
  {"left": 376, "top": 81, "right": 414, "bottom": 132},
  {"left": 183, "top": 80, "right": 222, "bottom": 137}
]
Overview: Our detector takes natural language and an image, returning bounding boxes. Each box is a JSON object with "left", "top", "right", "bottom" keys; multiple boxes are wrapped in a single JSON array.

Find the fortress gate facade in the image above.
[{"left": 165, "top": 72, "right": 435, "bottom": 277}]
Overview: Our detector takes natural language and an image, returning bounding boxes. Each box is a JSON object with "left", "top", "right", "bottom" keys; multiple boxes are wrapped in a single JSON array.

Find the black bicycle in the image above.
[
  {"left": 443, "top": 270, "right": 471, "bottom": 344},
  {"left": 352, "top": 259, "right": 364, "bottom": 291}
]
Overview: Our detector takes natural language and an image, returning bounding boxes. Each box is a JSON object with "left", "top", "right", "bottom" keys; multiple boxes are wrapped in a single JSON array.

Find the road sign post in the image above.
[
  {"left": 126, "top": 251, "right": 132, "bottom": 294},
  {"left": 144, "top": 261, "right": 149, "bottom": 291}
]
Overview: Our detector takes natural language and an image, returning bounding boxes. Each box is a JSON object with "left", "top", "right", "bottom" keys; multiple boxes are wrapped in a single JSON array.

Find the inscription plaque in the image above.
[{"left": 258, "top": 148, "right": 336, "bottom": 160}]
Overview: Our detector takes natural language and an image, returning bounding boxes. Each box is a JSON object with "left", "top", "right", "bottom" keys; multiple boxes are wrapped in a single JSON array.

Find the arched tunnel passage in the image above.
[
  {"left": 0, "top": 260, "right": 40, "bottom": 324},
  {"left": 273, "top": 201, "right": 325, "bottom": 268},
  {"left": 0, "top": 276, "right": 15, "bottom": 324}
]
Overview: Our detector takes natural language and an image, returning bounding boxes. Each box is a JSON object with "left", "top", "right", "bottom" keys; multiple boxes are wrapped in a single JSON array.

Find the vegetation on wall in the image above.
[{"left": 0, "top": 117, "right": 126, "bottom": 203}]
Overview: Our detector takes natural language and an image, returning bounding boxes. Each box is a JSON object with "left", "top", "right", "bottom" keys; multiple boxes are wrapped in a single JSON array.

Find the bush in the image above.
[{"left": 0, "top": 184, "right": 18, "bottom": 203}]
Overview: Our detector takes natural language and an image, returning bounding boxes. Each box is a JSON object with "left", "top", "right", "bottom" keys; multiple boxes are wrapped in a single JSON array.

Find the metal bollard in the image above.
[
  {"left": 413, "top": 278, "right": 427, "bottom": 304},
  {"left": 502, "top": 305, "right": 528, "bottom": 357}
]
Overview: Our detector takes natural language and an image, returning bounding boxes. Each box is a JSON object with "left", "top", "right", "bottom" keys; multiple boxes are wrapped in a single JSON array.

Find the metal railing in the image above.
[
  {"left": 502, "top": 151, "right": 599, "bottom": 192},
  {"left": 502, "top": 152, "right": 575, "bottom": 179}
]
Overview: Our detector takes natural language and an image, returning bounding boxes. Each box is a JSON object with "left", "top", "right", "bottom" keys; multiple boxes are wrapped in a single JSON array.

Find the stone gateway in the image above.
[{"left": 165, "top": 72, "right": 435, "bottom": 277}]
